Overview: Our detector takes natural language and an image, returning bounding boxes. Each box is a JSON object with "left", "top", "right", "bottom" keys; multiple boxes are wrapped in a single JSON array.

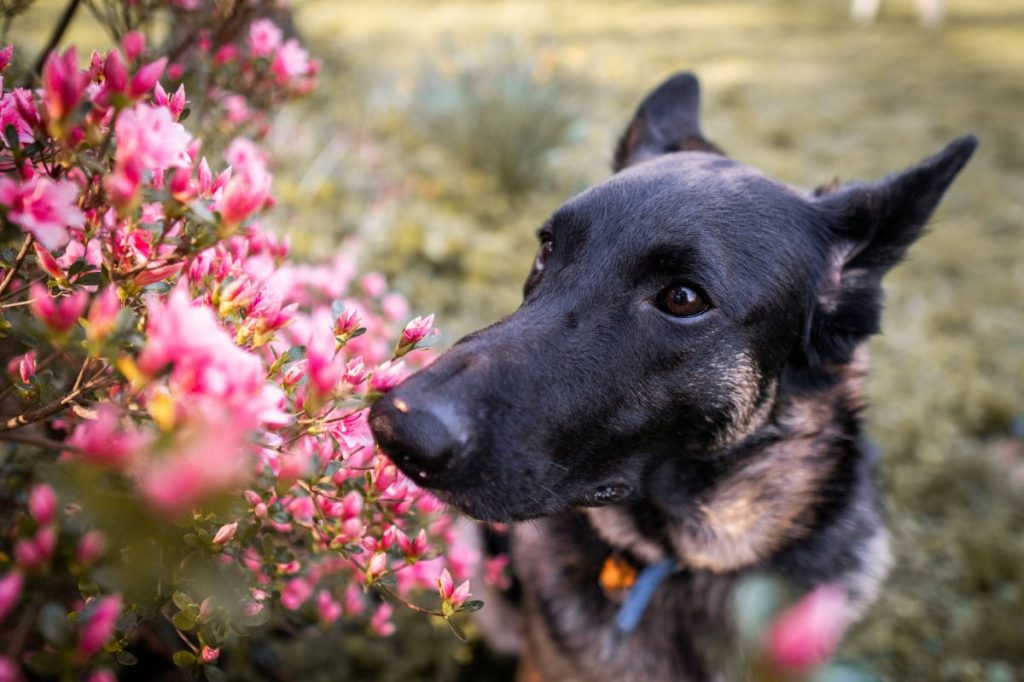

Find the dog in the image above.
[{"left": 369, "top": 72, "right": 976, "bottom": 681}]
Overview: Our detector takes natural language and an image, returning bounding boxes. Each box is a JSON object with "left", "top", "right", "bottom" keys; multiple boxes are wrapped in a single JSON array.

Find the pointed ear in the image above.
[
  {"left": 612, "top": 72, "right": 723, "bottom": 172},
  {"left": 803, "top": 135, "right": 978, "bottom": 371}
]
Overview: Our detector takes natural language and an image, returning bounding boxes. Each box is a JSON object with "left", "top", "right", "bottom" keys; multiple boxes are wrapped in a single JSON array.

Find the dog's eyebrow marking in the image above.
[{"left": 535, "top": 220, "right": 553, "bottom": 241}]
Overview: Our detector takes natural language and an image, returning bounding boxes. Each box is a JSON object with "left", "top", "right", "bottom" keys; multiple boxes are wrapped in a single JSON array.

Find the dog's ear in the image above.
[
  {"left": 803, "top": 135, "right": 978, "bottom": 371},
  {"left": 613, "top": 72, "right": 723, "bottom": 172}
]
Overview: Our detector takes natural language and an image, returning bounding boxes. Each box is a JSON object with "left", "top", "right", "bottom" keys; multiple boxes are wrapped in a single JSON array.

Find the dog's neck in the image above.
[{"left": 586, "top": 348, "right": 870, "bottom": 573}]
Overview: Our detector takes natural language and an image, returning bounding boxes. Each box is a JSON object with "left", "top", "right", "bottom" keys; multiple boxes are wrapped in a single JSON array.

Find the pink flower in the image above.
[
  {"left": 361, "top": 272, "right": 387, "bottom": 298},
  {"left": 0, "top": 656, "right": 22, "bottom": 682},
  {"left": 368, "top": 360, "right": 406, "bottom": 395},
  {"left": 0, "top": 176, "right": 84, "bottom": 250},
  {"left": 29, "top": 283, "right": 87, "bottom": 334},
  {"left": 84, "top": 286, "right": 120, "bottom": 344},
  {"left": 86, "top": 670, "right": 116, "bottom": 682},
  {"left": 77, "top": 594, "right": 122, "bottom": 657},
  {"left": 33, "top": 243, "right": 66, "bottom": 283},
  {"left": 248, "top": 19, "right": 283, "bottom": 57},
  {"left": 316, "top": 590, "right": 341, "bottom": 625},
  {"left": 102, "top": 49, "right": 127, "bottom": 93},
  {"left": 397, "top": 314, "right": 437, "bottom": 353},
  {"left": 67, "top": 406, "right": 150, "bottom": 469},
  {"left": 200, "top": 646, "right": 220, "bottom": 664},
  {"left": 381, "top": 293, "right": 410, "bottom": 321},
  {"left": 766, "top": 584, "right": 848, "bottom": 673},
  {"left": 128, "top": 57, "right": 166, "bottom": 99},
  {"left": 0, "top": 88, "right": 37, "bottom": 145},
  {"left": 77, "top": 530, "right": 106, "bottom": 564},
  {"left": 436, "top": 568, "right": 470, "bottom": 608},
  {"left": 212, "top": 522, "right": 238, "bottom": 545},
  {"left": 114, "top": 103, "right": 192, "bottom": 173},
  {"left": 28, "top": 484, "right": 56, "bottom": 525},
  {"left": 122, "top": 31, "right": 145, "bottom": 62},
  {"left": 396, "top": 528, "right": 428, "bottom": 561},
  {"left": 14, "top": 526, "right": 55, "bottom": 569},
  {"left": 0, "top": 45, "right": 12, "bottom": 72},
  {"left": 370, "top": 603, "right": 395, "bottom": 636},
  {"left": 306, "top": 317, "right": 344, "bottom": 398},
  {"left": 0, "top": 572, "right": 23, "bottom": 622},
  {"left": 281, "top": 577, "right": 312, "bottom": 610},
  {"left": 41, "top": 47, "right": 86, "bottom": 122},
  {"left": 154, "top": 83, "right": 187, "bottom": 119},
  {"left": 271, "top": 39, "right": 311, "bottom": 82},
  {"left": 10, "top": 350, "right": 35, "bottom": 383},
  {"left": 366, "top": 552, "right": 388, "bottom": 581}
]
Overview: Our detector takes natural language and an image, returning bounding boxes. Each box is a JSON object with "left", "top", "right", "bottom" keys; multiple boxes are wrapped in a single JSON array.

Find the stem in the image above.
[
  {"left": 0, "top": 275, "right": 46, "bottom": 304},
  {"left": 0, "top": 376, "right": 117, "bottom": 432},
  {"left": 27, "top": 0, "right": 83, "bottom": 83},
  {"left": 0, "top": 432, "right": 84, "bottom": 453},
  {"left": 0, "top": 234, "right": 34, "bottom": 300},
  {"left": 373, "top": 582, "right": 445, "bottom": 618}
]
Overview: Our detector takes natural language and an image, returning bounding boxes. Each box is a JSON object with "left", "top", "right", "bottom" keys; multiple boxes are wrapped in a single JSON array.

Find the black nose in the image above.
[{"left": 369, "top": 396, "right": 464, "bottom": 480}]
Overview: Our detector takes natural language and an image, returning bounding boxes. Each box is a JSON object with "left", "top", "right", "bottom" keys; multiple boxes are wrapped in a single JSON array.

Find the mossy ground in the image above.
[{"left": 11, "top": 1, "right": 1024, "bottom": 679}]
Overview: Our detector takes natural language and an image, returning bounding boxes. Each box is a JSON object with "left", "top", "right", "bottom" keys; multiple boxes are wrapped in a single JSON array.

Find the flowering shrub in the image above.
[{"left": 0, "top": 5, "right": 481, "bottom": 680}]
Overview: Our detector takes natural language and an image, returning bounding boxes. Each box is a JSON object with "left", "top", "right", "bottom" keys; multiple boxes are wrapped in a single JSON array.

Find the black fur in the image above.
[{"left": 369, "top": 72, "right": 976, "bottom": 681}]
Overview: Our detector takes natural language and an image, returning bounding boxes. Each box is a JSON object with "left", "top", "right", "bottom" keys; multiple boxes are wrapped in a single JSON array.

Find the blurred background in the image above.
[{"left": 13, "top": 0, "right": 1024, "bottom": 679}]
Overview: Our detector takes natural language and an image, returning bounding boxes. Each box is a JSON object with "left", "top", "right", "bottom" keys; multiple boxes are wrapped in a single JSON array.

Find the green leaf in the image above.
[
  {"left": 67, "top": 258, "right": 90, "bottom": 277},
  {"left": 446, "top": 618, "right": 468, "bottom": 642},
  {"left": 172, "top": 591, "right": 194, "bottom": 610},
  {"left": 37, "top": 603, "right": 70, "bottom": 647},
  {"left": 172, "top": 611, "right": 197, "bottom": 631},
  {"left": 115, "top": 650, "right": 139, "bottom": 666},
  {"left": 172, "top": 650, "right": 196, "bottom": 668},
  {"left": 458, "top": 600, "right": 485, "bottom": 613}
]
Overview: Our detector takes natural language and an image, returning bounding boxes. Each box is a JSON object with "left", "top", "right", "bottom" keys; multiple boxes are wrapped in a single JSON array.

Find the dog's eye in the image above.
[
  {"left": 534, "top": 240, "right": 553, "bottom": 271},
  {"left": 657, "top": 285, "right": 710, "bottom": 317}
]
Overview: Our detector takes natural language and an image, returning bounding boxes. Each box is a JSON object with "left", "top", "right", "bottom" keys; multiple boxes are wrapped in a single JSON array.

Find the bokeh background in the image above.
[{"left": 14, "top": 0, "right": 1024, "bottom": 679}]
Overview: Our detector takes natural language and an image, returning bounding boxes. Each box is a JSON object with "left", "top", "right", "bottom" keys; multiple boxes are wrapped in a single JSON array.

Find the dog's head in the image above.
[{"left": 370, "top": 72, "right": 976, "bottom": 522}]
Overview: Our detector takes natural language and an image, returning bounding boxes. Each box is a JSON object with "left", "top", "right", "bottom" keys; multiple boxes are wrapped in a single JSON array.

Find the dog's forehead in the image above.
[{"left": 555, "top": 152, "right": 811, "bottom": 241}]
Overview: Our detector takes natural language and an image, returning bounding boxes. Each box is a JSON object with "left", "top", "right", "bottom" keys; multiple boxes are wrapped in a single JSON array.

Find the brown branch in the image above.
[
  {"left": 0, "top": 376, "right": 118, "bottom": 432},
  {"left": 0, "top": 234, "right": 34, "bottom": 299}
]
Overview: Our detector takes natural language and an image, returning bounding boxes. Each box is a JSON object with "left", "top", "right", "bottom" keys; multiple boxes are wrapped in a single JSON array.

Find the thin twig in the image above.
[
  {"left": 0, "top": 432, "right": 83, "bottom": 453},
  {"left": 0, "top": 234, "right": 34, "bottom": 299},
  {"left": 27, "top": 0, "right": 83, "bottom": 82}
]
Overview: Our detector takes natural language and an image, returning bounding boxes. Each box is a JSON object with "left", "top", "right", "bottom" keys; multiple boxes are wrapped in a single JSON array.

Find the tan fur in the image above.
[{"left": 668, "top": 350, "right": 869, "bottom": 572}]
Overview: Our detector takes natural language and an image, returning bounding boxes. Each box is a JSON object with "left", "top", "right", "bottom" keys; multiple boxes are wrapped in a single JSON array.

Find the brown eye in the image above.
[
  {"left": 534, "top": 240, "right": 553, "bottom": 271},
  {"left": 657, "top": 285, "right": 710, "bottom": 317}
]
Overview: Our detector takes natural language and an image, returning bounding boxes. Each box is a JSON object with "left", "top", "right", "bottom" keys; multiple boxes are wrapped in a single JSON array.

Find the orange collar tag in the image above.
[{"left": 599, "top": 555, "right": 637, "bottom": 593}]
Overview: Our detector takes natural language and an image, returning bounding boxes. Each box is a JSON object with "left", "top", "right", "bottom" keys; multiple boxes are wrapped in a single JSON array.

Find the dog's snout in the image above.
[{"left": 370, "top": 395, "right": 466, "bottom": 481}]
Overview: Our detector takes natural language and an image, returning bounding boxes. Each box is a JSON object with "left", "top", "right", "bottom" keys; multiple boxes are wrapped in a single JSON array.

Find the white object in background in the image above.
[{"left": 851, "top": 0, "right": 947, "bottom": 27}]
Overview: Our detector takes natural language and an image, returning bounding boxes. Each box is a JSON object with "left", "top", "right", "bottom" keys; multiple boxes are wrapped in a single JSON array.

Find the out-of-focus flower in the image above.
[
  {"left": 128, "top": 57, "right": 166, "bottom": 99},
  {"left": 0, "top": 176, "right": 84, "bottom": 250},
  {"left": 200, "top": 646, "right": 220, "bottom": 664},
  {"left": 122, "top": 32, "right": 145, "bottom": 62},
  {"left": 766, "top": 584, "right": 848, "bottom": 673},
  {"left": 77, "top": 595, "right": 122, "bottom": 657},
  {"left": 0, "top": 572, "right": 23, "bottom": 622},
  {"left": 316, "top": 590, "right": 341, "bottom": 625},
  {"left": 370, "top": 603, "right": 395, "bottom": 636},
  {"left": 281, "top": 577, "right": 312, "bottom": 610},
  {"left": 0, "top": 656, "right": 23, "bottom": 682},
  {"left": 0, "top": 45, "right": 12, "bottom": 72},
  {"left": 114, "top": 103, "right": 192, "bottom": 173},
  {"left": 28, "top": 484, "right": 57, "bottom": 525},
  {"left": 29, "top": 284, "right": 88, "bottom": 335},
  {"left": 84, "top": 286, "right": 120, "bottom": 345},
  {"left": 0, "top": 88, "right": 37, "bottom": 145},
  {"left": 77, "top": 530, "right": 106, "bottom": 565},
  {"left": 67, "top": 405, "right": 150, "bottom": 469},
  {"left": 41, "top": 47, "right": 86, "bottom": 124},
  {"left": 248, "top": 19, "right": 283, "bottom": 57},
  {"left": 271, "top": 40, "right": 311, "bottom": 82}
]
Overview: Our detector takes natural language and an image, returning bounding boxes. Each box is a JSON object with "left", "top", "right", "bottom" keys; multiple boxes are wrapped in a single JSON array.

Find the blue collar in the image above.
[{"left": 614, "top": 558, "right": 678, "bottom": 634}]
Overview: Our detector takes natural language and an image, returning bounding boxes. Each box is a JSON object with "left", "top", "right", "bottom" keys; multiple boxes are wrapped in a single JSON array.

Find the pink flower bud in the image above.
[
  {"left": 85, "top": 286, "right": 120, "bottom": 344},
  {"left": 29, "top": 283, "right": 88, "bottom": 335},
  {"left": 77, "top": 530, "right": 106, "bottom": 564},
  {"left": 212, "top": 522, "right": 238, "bottom": 545},
  {"left": 316, "top": 590, "right": 341, "bottom": 625},
  {"left": 33, "top": 243, "right": 66, "bottom": 284},
  {"left": 77, "top": 594, "right": 122, "bottom": 657},
  {"left": 28, "top": 484, "right": 56, "bottom": 525},
  {"left": 200, "top": 646, "right": 220, "bottom": 664},
  {"left": 86, "top": 669, "right": 116, "bottom": 682},
  {"left": 366, "top": 552, "right": 388, "bottom": 580},
  {"left": 122, "top": 31, "right": 145, "bottom": 62},
  {"left": 41, "top": 47, "right": 86, "bottom": 123},
  {"left": 397, "top": 528, "right": 428, "bottom": 560},
  {"left": 103, "top": 50, "right": 127, "bottom": 93},
  {"left": 333, "top": 308, "right": 361, "bottom": 340},
  {"left": 13, "top": 351, "right": 36, "bottom": 384},
  {"left": 128, "top": 57, "right": 166, "bottom": 99},
  {"left": 196, "top": 157, "right": 213, "bottom": 196},
  {"left": 0, "top": 45, "right": 13, "bottom": 72},
  {"left": 370, "top": 602, "right": 395, "bottom": 636},
  {"left": 0, "top": 656, "right": 23, "bottom": 682},
  {"left": 368, "top": 360, "right": 406, "bottom": 395},
  {"left": 280, "top": 578, "right": 312, "bottom": 610},
  {"left": 169, "top": 167, "right": 193, "bottom": 203},
  {"left": 766, "top": 584, "right": 848, "bottom": 673},
  {"left": 437, "top": 568, "right": 455, "bottom": 600},
  {"left": 0, "top": 572, "right": 24, "bottom": 622}
]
